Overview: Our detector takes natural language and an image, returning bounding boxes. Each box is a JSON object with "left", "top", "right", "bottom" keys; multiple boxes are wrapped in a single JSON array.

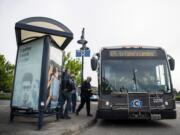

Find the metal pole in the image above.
[
  {"left": 81, "top": 53, "right": 84, "bottom": 84},
  {"left": 77, "top": 28, "right": 88, "bottom": 86}
]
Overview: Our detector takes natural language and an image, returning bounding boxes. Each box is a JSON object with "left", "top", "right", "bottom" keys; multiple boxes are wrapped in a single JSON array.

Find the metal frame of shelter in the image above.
[{"left": 10, "top": 17, "right": 73, "bottom": 129}]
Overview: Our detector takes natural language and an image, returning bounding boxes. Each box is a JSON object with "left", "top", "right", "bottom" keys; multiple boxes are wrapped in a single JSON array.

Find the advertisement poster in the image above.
[
  {"left": 46, "top": 43, "right": 63, "bottom": 108},
  {"left": 12, "top": 38, "right": 44, "bottom": 110}
]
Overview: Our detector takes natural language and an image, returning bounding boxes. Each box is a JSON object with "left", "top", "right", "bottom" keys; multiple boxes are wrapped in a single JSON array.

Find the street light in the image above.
[{"left": 77, "top": 28, "right": 89, "bottom": 84}]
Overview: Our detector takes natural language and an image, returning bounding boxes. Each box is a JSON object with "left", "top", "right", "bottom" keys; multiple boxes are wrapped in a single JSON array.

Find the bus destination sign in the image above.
[{"left": 109, "top": 50, "right": 158, "bottom": 57}]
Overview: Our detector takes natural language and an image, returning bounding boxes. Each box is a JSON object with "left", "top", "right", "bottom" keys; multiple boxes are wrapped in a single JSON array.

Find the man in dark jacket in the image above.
[
  {"left": 76, "top": 77, "right": 93, "bottom": 116},
  {"left": 59, "top": 69, "right": 72, "bottom": 119}
]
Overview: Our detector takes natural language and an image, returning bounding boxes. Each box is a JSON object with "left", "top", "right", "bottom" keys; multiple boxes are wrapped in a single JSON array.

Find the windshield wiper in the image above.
[{"left": 132, "top": 69, "right": 138, "bottom": 92}]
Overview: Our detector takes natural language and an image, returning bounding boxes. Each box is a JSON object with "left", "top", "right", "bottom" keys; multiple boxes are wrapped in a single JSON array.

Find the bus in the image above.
[{"left": 91, "top": 46, "right": 176, "bottom": 120}]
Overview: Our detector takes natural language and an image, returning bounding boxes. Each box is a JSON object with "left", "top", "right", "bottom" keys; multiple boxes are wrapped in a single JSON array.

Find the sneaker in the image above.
[
  {"left": 87, "top": 114, "right": 93, "bottom": 117},
  {"left": 64, "top": 115, "right": 71, "bottom": 119},
  {"left": 76, "top": 111, "right": 79, "bottom": 115},
  {"left": 60, "top": 115, "right": 64, "bottom": 119}
]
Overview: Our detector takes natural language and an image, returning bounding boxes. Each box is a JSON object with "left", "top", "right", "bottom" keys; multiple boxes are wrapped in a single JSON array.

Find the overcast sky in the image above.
[{"left": 0, "top": 0, "right": 180, "bottom": 90}]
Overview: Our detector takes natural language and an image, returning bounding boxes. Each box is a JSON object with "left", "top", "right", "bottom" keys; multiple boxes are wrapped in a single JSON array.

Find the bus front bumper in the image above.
[
  {"left": 97, "top": 109, "right": 129, "bottom": 120},
  {"left": 97, "top": 109, "right": 176, "bottom": 120}
]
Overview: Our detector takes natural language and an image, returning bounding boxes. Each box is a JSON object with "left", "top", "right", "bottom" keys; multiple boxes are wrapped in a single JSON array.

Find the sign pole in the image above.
[
  {"left": 81, "top": 54, "right": 84, "bottom": 84},
  {"left": 77, "top": 28, "right": 88, "bottom": 85}
]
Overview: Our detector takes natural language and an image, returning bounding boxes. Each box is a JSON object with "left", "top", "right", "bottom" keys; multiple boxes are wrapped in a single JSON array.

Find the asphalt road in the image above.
[{"left": 81, "top": 104, "right": 180, "bottom": 135}]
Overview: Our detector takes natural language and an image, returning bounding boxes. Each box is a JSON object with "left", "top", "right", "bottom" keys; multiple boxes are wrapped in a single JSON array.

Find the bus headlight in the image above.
[
  {"left": 99, "top": 100, "right": 111, "bottom": 109},
  {"left": 105, "top": 101, "right": 110, "bottom": 106},
  {"left": 165, "top": 101, "right": 168, "bottom": 106}
]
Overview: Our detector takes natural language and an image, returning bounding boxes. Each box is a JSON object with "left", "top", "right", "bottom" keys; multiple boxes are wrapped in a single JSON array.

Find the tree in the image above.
[
  {"left": 63, "top": 52, "right": 81, "bottom": 86},
  {"left": 0, "top": 53, "right": 14, "bottom": 93}
]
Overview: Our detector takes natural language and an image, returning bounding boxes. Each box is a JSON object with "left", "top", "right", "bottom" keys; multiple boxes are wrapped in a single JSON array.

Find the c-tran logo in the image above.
[{"left": 130, "top": 99, "right": 142, "bottom": 108}]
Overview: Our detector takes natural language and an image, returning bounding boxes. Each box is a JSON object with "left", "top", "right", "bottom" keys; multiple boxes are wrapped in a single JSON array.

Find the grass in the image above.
[{"left": 0, "top": 93, "right": 11, "bottom": 100}]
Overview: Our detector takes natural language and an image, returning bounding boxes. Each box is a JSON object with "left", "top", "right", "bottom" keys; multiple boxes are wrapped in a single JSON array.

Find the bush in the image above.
[
  {"left": 175, "top": 96, "right": 180, "bottom": 101},
  {"left": 0, "top": 93, "right": 11, "bottom": 100}
]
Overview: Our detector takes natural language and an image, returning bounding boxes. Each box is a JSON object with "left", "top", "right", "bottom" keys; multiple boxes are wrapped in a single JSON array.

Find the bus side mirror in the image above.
[
  {"left": 168, "top": 57, "right": 175, "bottom": 71},
  {"left": 91, "top": 57, "right": 98, "bottom": 71}
]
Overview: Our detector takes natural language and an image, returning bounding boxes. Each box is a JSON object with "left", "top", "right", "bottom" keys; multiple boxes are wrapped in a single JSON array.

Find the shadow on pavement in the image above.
[{"left": 99, "top": 119, "right": 172, "bottom": 128}]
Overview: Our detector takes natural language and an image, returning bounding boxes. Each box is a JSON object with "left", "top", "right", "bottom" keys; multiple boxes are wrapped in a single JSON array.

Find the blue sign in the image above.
[
  {"left": 130, "top": 99, "right": 142, "bottom": 108},
  {"left": 76, "top": 50, "right": 90, "bottom": 57},
  {"left": 84, "top": 50, "right": 90, "bottom": 57},
  {"left": 76, "top": 50, "right": 81, "bottom": 57}
]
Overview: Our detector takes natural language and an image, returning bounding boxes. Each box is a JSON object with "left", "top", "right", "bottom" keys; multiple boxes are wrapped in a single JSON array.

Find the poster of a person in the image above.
[
  {"left": 13, "top": 72, "right": 39, "bottom": 109},
  {"left": 46, "top": 61, "right": 61, "bottom": 108}
]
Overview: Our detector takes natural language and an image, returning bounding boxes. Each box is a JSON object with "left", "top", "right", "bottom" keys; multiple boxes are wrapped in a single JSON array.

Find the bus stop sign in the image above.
[{"left": 76, "top": 49, "right": 90, "bottom": 57}]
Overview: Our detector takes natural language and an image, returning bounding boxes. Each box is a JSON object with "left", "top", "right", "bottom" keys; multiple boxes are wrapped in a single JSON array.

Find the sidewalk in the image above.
[{"left": 0, "top": 101, "right": 97, "bottom": 135}]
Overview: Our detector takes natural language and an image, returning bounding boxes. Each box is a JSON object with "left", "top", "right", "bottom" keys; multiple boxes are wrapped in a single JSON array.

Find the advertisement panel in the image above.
[
  {"left": 12, "top": 38, "right": 44, "bottom": 110},
  {"left": 46, "top": 43, "right": 63, "bottom": 108}
]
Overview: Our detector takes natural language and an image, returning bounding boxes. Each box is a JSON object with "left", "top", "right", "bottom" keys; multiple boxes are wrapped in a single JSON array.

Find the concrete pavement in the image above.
[{"left": 0, "top": 100, "right": 97, "bottom": 135}]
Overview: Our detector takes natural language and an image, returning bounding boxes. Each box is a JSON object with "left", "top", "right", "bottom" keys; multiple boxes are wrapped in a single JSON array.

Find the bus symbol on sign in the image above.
[{"left": 76, "top": 50, "right": 90, "bottom": 57}]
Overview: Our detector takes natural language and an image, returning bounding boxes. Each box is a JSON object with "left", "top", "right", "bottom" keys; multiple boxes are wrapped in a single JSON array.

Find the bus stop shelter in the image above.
[{"left": 10, "top": 17, "right": 73, "bottom": 129}]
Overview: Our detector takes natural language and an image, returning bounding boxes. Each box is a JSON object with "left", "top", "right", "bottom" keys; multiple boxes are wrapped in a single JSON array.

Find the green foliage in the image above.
[
  {"left": 174, "top": 88, "right": 180, "bottom": 96},
  {"left": 0, "top": 53, "right": 14, "bottom": 93},
  {"left": 176, "top": 96, "right": 180, "bottom": 101},
  {"left": 64, "top": 52, "right": 81, "bottom": 86},
  {"left": 0, "top": 93, "right": 11, "bottom": 100}
]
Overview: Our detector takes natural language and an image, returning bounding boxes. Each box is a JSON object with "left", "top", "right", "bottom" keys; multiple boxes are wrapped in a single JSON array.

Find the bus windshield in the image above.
[{"left": 101, "top": 59, "right": 171, "bottom": 93}]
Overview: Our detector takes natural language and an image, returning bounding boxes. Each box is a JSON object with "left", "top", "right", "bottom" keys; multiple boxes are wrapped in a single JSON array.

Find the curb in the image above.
[{"left": 61, "top": 117, "right": 97, "bottom": 135}]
